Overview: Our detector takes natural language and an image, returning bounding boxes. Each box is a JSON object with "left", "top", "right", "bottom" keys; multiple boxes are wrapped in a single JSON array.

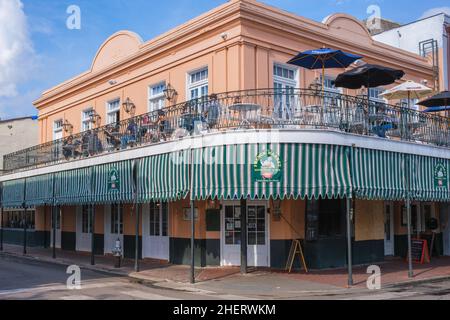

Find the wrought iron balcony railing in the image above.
[{"left": 3, "top": 88, "right": 449, "bottom": 173}]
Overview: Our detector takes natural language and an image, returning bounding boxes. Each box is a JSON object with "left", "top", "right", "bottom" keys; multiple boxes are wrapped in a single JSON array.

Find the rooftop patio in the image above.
[{"left": 3, "top": 88, "right": 450, "bottom": 174}]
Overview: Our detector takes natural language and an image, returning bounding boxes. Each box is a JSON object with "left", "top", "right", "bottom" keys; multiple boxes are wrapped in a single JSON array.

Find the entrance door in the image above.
[
  {"left": 441, "top": 203, "right": 450, "bottom": 256},
  {"left": 384, "top": 202, "right": 395, "bottom": 256},
  {"left": 142, "top": 202, "right": 169, "bottom": 260},
  {"left": 50, "top": 207, "right": 61, "bottom": 249},
  {"left": 221, "top": 201, "right": 269, "bottom": 267},
  {"left": 76, "top": 205, "right": 93, "bottom": 252},
  {"left": 104, "top": 204, "right": 123, "bottom": 254}
]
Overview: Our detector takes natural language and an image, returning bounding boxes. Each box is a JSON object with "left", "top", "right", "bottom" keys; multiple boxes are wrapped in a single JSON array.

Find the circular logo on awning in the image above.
[
  {"left": 108, "top": 168, "right": 120, "bottom": 191},
  {"left": 253, "top": 150, "right": 282, "bottom": 182},
  {"left": 434, "top": 163, "right": 448, "bottom": 188}
]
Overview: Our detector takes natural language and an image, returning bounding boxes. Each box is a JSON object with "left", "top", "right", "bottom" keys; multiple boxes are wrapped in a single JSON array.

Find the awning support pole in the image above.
[
  {"left": 91, "top": 204, "right": 96, "bottom": 266},
  {"left": 23, "top": 207, "right": 27, "bottom": 255},
  {"left": 406, "top": 196, "right": 413, "bottom": 278},
  {"left": 52, "top": 206, "right": 56, "bottom": 259},
  {"left": 240, "top": 198, "right": 248, "bottom": 275},
  {"left": 0, "top": 207, "right": 3, "bottom": 252},
  {"left": 346, "top": 197, "right": 353, "bottom": 287},
  {"left": 134, "top": 203, "right": 140, "bottom": 272},
  {"left": 190, "top": 200, "right": 195, "bottom": 284}
]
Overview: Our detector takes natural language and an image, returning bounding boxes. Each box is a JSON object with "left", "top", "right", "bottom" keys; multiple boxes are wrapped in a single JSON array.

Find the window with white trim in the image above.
[
  {"left": 107, "top": 99, "right": 121, "bottom": 124},
  {"left": 82, "top": 205, "right": 93, "bottom": 234},
  {"left": 149, "top": 202, "right": 168, "bottom": 237},
  {"left": 53, "top": 119, "right": 63, "bottom": 140},
  {"left": 321, "top": 76, "right": 341, "bottom": 93},
  {"left": 273, "top": 64, "right": 298, "bottom": 119},
  {"left": 188, "top": 68, "right": 208, "bottom": 100},
  {"left": 81, "top": 108, "right": 93, "bottom": 132},
  {"left": 148, "top": 83, "right": 166, "bottom": 112},
  {"left": 111, "top": 204, "right": 123, "bottom": 234},
  {"left": 368, "top": 88, "right": 385, "bottom": 103}
]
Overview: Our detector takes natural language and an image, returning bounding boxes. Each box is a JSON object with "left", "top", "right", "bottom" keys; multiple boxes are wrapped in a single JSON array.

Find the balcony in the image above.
[{"left": 3, "top": 88, "right": 450, "bottom": 174}]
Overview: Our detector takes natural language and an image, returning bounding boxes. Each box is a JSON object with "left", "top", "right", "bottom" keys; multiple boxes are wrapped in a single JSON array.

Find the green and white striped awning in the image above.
[
  {"left": 191, "top": 143, "right": 352, "bottom": 200},
  {"left": 410, "top": 155, "right": 450, "bottom": 202},
  {"left": 351, "top": 148, "right": 406, "bottom": 200},
  {"left": 1, "top": 179, "right": 25, "bottom": 208},
  {"left": 91, "top": 160, "right": 134, "bottom": 204},
  {"left": 138, "top": 150, "right": 190, "bottom": 202},
  {"left": 25, "top": 174, "right": 54, "bottom": 207},
  {"left": 54, "top": 167, "right": 92, "bottom": 205}
]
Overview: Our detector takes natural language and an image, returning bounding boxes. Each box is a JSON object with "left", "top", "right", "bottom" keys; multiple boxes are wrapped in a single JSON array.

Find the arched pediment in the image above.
[
  {"left": 322, "top": 13, "right": 373, "bottom": 45},
  {"left": 91, "top": 31, "right": 143, "bottom": 72}
]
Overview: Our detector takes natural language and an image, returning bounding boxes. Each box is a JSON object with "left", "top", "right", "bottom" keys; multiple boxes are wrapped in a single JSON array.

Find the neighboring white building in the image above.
[
  {"left": 374, "top": 13, "right": 450, "bottom": 91},
  {"left": 0, "top": 116, "right": 39, "bottom": 171}
]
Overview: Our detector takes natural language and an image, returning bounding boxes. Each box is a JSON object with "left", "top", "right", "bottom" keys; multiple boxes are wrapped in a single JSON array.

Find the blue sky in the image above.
[{"left": 0, "top": 0, "right": 449, "bottom": 119}]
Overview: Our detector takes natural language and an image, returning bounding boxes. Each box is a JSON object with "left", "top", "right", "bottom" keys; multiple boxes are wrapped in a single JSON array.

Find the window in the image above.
[
  {"left": 273, "top": 64, "right": 298, "bottom": 119},
  {"left": 149, "top": 83, "right": 166, "bottom": 112},
  {"left": 81, "top": 108, "right": 93, "bottom": 132},
  {"left": 400, "top": 98, "right": 419, "bottom": 111},
  {"left": 2, "top": 210, "right": 35, "bottom": 229},
  {"left": 305, "top": 199, "right": 345, "bottom": 240},
  {"left": 111, "top": 204, "right": 123, "bottom": 234},
  {"left": 82, "top": 205, "right": 93, "bottom": 234},
  {"left": 188, "top": 68, "right": 209, "bottom": 100},
  {"left": 52, "top": 208, "right": 61, "bottom": 230},
  {"left": 53, "top": 119, "right": 63, "bottom": 140},
  {"left": 149, "top": 202, "right": 168, "bottom": 236},
  {"left": 321, "top": 76, "right": 341, "bottom": 93},
  {"left": 369, "top": 88, "right": 385, "bottom": 102},
  {"left": 224, "top": 205, "right": 266, "bottom": 245},
  {"left": 107, "top": 99, "right": 121, "bottom": 124}
]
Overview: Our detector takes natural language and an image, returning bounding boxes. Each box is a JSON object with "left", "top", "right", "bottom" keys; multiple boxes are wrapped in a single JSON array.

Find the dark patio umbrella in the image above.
[
  {"left": 418, "top": 91, "right": 450, "bottom": 108},
  {"left": 333, "top": 64, "right": 405, "bottom": 102},
  {"left": 287, "top": 48, "right": 362, "bottom": 91}
]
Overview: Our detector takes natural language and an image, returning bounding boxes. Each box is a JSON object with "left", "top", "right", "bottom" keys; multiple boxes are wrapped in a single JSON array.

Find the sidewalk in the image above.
[{"left": 2, "top": 244, "right": 450, "bottom": 297}]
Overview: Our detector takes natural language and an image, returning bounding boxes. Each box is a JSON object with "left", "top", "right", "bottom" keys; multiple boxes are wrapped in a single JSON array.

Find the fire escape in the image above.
[{"left": 419, "top": 39, "right": 439, "bottom": 91}]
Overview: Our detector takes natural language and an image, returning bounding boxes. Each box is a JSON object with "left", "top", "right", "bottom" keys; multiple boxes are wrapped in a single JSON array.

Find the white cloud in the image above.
[
  {"left": 420, "top": 7, "right": 450, "bottom": 19},
  {"left": 0, "top": 0, "right": 35, "bottom": 98}
]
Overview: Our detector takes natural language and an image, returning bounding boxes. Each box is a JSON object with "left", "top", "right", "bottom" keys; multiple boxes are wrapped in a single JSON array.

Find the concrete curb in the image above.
[{"left": 383, "top": 274, "right": 450, "bottom": 289}]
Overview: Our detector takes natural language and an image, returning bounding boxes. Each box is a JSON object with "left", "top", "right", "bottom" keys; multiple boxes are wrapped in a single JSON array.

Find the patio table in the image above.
[{"left": 228, "top": 103, "right": 262, "bottom": 128}]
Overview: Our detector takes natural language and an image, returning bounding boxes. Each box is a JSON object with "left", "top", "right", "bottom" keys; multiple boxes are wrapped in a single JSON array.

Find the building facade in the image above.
[
  {"left": 374, "top": 13, "right": 450, "bottom": 92},
  {"left": 0, "top": 0, "right": 449, "bottom": 270}
]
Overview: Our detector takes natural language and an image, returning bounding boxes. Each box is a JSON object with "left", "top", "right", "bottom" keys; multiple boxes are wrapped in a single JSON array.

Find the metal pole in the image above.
[
  {"left": 346, "top": 197, "right": 353, "bottom": 286},
  {"left": 190, "top": 200, "right": 195, "bottom": 284},
  {"left": 23, "top": 207, "right": 27, "bottom": 255},
  {"left": 134, "top": 203, "right": 140, "bottom": 272},
  {"left": 90, "top": 205, "right": 96, "bottom": 266},
  {"left": 0, "top": 207, "right": 3, "bottom": 252},
  {"left": 52, "top": 206, "right": 56, "bottom": 259},
  {"left": 240, "top": 199, "right": 247, "bottom": 274},
  {"left": 405, "top": 155, "right": 413, "bottom": 278}
]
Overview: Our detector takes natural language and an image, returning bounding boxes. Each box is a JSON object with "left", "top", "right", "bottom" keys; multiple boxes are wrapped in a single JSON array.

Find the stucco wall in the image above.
[{"left": 0, "top": 118, "right": 39, "bottom": 170}]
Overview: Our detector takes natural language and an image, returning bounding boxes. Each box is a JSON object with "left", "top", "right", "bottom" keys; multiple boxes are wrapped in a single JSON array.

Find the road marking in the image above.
[
  {"left": 120, "top": 290, "right": 179, "bottom": 300},
  {"left": 342, "top": 291, "right": 420, "bottom": 300},
  {"left": 0, "top": 281, "right": 123, "bottom": 297},
  {"left": 61, "top": 295, "right": 95, "bottom": 300}
]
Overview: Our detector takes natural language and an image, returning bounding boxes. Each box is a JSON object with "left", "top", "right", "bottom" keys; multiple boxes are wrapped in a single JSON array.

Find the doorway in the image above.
[
  {"left": 221, "top": 201, "right": 269, "bottom": 267},
  {"left": 104, "top": 204, "right": 123, "bottom": 254},
  {"left": 142, "top": 202, "right": 169, "bottom": 260},
  {"left": 76, "top": 205, "right": 93, "bottom": 252},
  {"left": 384, "top": 202, "right": 395, "bottom": 256}
]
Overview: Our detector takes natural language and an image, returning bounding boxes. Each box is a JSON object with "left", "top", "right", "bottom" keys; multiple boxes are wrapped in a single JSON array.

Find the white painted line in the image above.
[{"left": 120, "top": 290, "right": 179, "bottom": 300}]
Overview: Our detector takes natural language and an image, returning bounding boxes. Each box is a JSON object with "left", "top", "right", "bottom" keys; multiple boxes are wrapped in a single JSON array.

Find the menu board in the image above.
[{"left": 409, "top": 239, "right": 430, "bottom": 264}]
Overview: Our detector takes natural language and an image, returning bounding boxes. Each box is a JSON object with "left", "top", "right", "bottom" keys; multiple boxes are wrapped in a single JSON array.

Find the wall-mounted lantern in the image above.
[
  {"left": 89, "top": 110, "right": 101, "bottom": 126},
  {"left": 163, "top": 83, "right": 178, "bottom": 103},
  {"left": 122, "top": 97, "right": 136, "bottom": 116},
  {"left": 62, "top": 119, "right": 74, "bottom": 134}
]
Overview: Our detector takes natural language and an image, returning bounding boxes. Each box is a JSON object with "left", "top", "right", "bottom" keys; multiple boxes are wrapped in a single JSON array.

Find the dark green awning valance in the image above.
[
  {"left": 410, "top": 155, "right": 450, "bottom": 202},
  {"left": 191, "top": 143, "right": 352, "bottom": 200},
  {"left": 92, "top": 160, "right": 134, "bottom": 204},
  {"left": 351, "top": 148, "right": 406, "bottom": 201},
  {"left": 25, "top": 174, "right": 54, "bottom": 207},
  {"left": 138, "top": 150, "right": 190, "bottom": 202},
  {"left": 1, "top": 179, "right": 25, "bottom": 208},
  {"left": 54, "top": 167, "right": 92, "bottom": 205}
]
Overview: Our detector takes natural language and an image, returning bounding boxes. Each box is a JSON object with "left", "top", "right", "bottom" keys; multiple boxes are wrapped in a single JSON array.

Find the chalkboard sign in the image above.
[
  {"left": 206, "top": 209, "right": 220, "bottom": 232},
  {"left": 409, "top": 239, "right": 430, "bottom": 264}
]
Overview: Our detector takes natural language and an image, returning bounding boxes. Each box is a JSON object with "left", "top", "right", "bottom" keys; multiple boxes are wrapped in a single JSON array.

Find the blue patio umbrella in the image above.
[
  {"left": 287, "top": 48, "right": 363, "bottom": 90},
  {"left": 423, "top": 106, "right": 450, "bottom": 113},
  {"left": 419, "top": 91, "right": 450, "bottom": 116}
]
